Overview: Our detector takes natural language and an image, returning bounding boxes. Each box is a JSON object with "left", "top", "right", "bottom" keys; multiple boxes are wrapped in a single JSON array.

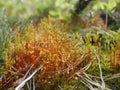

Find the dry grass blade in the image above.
[
  {"left": 15, "top": 65, "right": 43, "bottom": 90},
  {"left": 23, "top": 64, "right": 34, "bottom": 80},
  {"left": 33, "top": 77, "right": 35, "bottom": 90},
  {"left": 58, "top": 85, "right": 64, "bottom": 90},
  {"left": 76, "top": 73, "right": 101, "bottom": 87},
  {"left": 105, "top": 73, "right": 120, "bottom": 81},
  {"left": 74, "top": 52, "right": 112, "bottom": 90},
  {"left": 95, "top": 53, "right": 105, "bottom": 89},
  {"left": 80, "top": 80, "right": 96, "bottom": 90},
  {"left": 77, "top": 72, "right": 111, "bottom": 90},
  {"left": 68, "top": 62, "right": 92, "bottom": 81}
]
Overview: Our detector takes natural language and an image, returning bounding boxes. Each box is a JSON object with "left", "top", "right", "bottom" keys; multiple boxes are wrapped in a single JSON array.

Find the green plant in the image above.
[
  {"left": 0, "top": 10, "right": 12, "bottom": 69},
  {"left": 1, "top": 17, "right": 83, "bottom": 89}
]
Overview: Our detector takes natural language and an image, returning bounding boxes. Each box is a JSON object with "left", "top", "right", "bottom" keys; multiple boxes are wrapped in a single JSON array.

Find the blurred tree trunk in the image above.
[
  {"left": 73, "top": 0, "right": 92, "bottom": 17},
  {"left": 71, "top": 0, "right": 92, "bottom": 29}
]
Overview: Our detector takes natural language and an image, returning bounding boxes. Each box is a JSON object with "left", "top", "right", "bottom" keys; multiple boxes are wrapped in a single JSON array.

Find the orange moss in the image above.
[{"left": 1, "top": 18, "right": 82, "bottom": 88}]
